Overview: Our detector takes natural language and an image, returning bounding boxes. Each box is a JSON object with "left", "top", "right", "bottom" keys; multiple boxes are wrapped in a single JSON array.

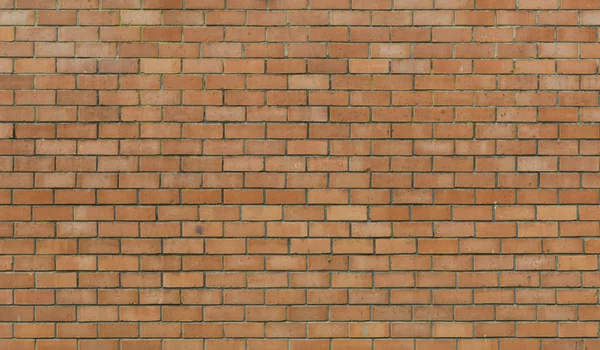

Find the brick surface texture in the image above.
[{"left": 2, "top": 0, "right": 600, "bottom": 349}]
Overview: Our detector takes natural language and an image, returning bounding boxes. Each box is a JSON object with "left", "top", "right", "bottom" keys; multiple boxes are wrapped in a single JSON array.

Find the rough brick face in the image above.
[{"left": 1, "top": 0, "right": 600, "bottom": 349}]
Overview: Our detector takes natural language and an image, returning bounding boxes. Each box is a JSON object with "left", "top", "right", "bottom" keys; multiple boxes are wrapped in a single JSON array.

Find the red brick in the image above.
[{"left": 2, "top": 1, "right": 600, "bottom": 344}]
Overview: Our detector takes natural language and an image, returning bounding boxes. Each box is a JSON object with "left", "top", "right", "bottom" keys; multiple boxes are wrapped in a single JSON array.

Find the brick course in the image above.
[{"left": 1, "top": 0, "right": 600, "bottom": 349}]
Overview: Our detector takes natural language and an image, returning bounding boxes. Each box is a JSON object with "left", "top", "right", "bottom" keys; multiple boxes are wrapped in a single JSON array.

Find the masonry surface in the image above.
[{"left": 1, "top": 0, "right": 600, "bottom": 349}]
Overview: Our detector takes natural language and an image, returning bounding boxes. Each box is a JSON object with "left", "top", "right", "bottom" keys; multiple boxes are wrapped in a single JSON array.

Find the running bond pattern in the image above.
[{"left": 1, "top": 0, "right": 600, "bottom": 349}]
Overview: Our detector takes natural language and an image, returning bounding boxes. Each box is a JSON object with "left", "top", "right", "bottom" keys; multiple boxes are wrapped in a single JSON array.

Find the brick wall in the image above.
[{"left": 2, "top": 0, "right": 600, "bottom": 349}]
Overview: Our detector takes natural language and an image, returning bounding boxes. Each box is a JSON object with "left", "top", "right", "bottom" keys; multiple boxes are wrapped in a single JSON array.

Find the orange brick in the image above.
[{"left": 3, "top": 1, "right": 600, "bottom": 343}]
